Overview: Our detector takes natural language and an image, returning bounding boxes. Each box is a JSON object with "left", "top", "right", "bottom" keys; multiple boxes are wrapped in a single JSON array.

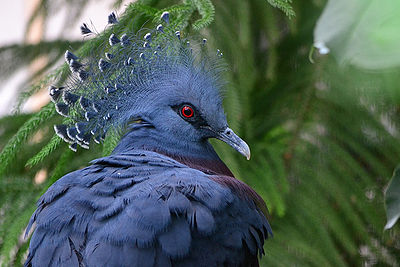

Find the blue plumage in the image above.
[
  {"left": 26, "top": 11, "right": 272, "bottom": 266},
  {"left": 53, "top": 13, "right": 224, "bottom": 150},
  {"left": 26, "top": 151, "right": 271, "bottom": 266}
]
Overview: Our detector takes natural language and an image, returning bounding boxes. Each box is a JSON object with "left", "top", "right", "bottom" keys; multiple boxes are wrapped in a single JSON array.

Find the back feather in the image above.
[{"left": 25, "top": 150, "right": 272, "bottom": 267}]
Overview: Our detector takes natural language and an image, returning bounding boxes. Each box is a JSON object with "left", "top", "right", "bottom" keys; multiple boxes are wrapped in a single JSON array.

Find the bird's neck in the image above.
[{"left": 112, "top": 124, "right": 234, "bottom": 177}]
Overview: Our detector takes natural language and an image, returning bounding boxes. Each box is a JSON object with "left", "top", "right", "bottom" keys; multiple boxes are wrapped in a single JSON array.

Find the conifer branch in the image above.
[
  {"left": 0, "top": 104, "right": 55, "bottom": 177},
  {"left": 25, "top": 134, "right": 62, "bottom": 167},
  {"left": 266, "top": 0, "right": 295, "bottom": 18},
  {"left": 191, "top": 0, "right": 216, "bottom": 30},
  {"left": 41, "top": 148, "right": 74, "bottom": 192}
]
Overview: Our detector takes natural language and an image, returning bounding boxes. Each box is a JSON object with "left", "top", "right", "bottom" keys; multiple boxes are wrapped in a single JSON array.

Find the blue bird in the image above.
[{"left": 25, "top": 12, "right": 272, "bottom": 267}]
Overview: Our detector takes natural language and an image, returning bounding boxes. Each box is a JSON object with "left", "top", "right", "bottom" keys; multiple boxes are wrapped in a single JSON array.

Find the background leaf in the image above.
[
  {"left": 314, "top": 0, "right": 400, "bottom": 69},
  {"left": 385, "top": 166, "right": 400, "bottom": 230}
]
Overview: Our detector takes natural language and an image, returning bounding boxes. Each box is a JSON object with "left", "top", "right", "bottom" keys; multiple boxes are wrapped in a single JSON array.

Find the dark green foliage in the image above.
[
  {"left": 190, "top": 0, "right": 215, "bottom": 30},
  {"left": 266, "top": 0, "right": 295, "bottom": 18},
  {"left": 1, "top": 0, "right": 400, "bottom": 266}
]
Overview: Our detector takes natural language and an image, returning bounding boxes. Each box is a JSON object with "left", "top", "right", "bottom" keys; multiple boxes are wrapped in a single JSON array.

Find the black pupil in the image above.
[{"left": 183, "top": 107, "right": 192, "bottom": 117}]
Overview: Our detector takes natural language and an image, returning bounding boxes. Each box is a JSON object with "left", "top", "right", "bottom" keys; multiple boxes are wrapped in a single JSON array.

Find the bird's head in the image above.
[
  {"left": 51, "top": 13, "right": 250, "bottom": 160},
  {"left": 133, "top": 65, "right": 250, "bottom": 160}
]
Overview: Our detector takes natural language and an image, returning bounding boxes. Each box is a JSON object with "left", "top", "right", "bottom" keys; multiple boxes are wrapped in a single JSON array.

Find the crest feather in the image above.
[{"left": 52, "top": 12, "right": 226, "bottom": 151}]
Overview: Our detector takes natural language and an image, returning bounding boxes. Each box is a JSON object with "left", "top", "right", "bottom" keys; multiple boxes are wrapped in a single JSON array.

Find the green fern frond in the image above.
[
  {"left": 25, "top": 134, "right": 62, "bottom": 167},
  {"left": 0, "top": 104, "right": 55, "bottom": 177},
  {"left": 15, "top": 68, "right": 63, "bottom": 111},
  {"left": 156, "top": 3, "right": 192, "bottom": 19},
  {"left": 42, "top": 148, "right": 75, "bottom": 192},
  {"left": 191, "top": 0, "right": 215, "bottom": 30},
  {"left": 102, "top": 129, "right": 121, "bottom": 156},
  {"left": 133, "top": 3, "right": 159, "bottom": 18},
  {"left": 266, "top": 0, "right": 295, "bottom": 18}
]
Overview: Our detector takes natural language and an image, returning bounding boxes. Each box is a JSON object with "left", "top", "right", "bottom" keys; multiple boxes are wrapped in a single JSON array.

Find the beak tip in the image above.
[
  {"left": 244, "top": 148, "right": 251, "bottom": 160},
  {"left": 216, "top": 127, "right": 251, "bottom": 161},
  {"left": 242, "top": 141, "right": 251, "bottom": 161},
  {"left": 239, "top": 142, "right": 251, "bottom": 161}
]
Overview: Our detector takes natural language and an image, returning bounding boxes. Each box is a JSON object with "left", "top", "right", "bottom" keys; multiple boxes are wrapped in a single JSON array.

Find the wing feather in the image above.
[{"left": 26, "top": 151, "right": 270, "bottom": 266}]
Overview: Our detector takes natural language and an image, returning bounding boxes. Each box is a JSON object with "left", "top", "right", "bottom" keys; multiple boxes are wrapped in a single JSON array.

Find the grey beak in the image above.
[{"left": 216, "top": 127, "right": 251, "bottom": 160}]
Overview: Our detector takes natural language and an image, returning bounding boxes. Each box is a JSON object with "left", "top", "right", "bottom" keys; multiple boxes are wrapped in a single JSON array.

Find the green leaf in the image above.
[
  {"left": 384, "top": 166, "right": 400, "bottom": 230},
  {"left": 314, "top": 0, "right": 400, "bottom": 69}
]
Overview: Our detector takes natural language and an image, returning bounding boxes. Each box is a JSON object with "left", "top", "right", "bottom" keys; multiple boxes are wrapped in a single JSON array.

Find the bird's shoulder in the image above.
[{"left": 26, "top": 150, "right": 271, "bottom": 267}]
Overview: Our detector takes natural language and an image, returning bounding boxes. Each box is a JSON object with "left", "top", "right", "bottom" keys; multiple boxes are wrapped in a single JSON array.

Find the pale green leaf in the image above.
[
  {"left": 314, "top": 0, "right": 400, "bottom": 69},
  {"left": 384, "top": 166, "right": 400, "bottom": 229}
]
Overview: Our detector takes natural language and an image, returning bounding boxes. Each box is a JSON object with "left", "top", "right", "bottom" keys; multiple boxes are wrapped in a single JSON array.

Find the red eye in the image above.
[{"left": 181, "top": 105, "right": 194, "bottom": 118}]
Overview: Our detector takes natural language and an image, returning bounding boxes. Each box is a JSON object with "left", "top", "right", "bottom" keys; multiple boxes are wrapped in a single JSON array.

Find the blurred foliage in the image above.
[
  {"left": 1, "top": 0, "right": 400, "bottom": 266},
  {"left": 314, "top": 0, "right": 400, "bottom": 69}
]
